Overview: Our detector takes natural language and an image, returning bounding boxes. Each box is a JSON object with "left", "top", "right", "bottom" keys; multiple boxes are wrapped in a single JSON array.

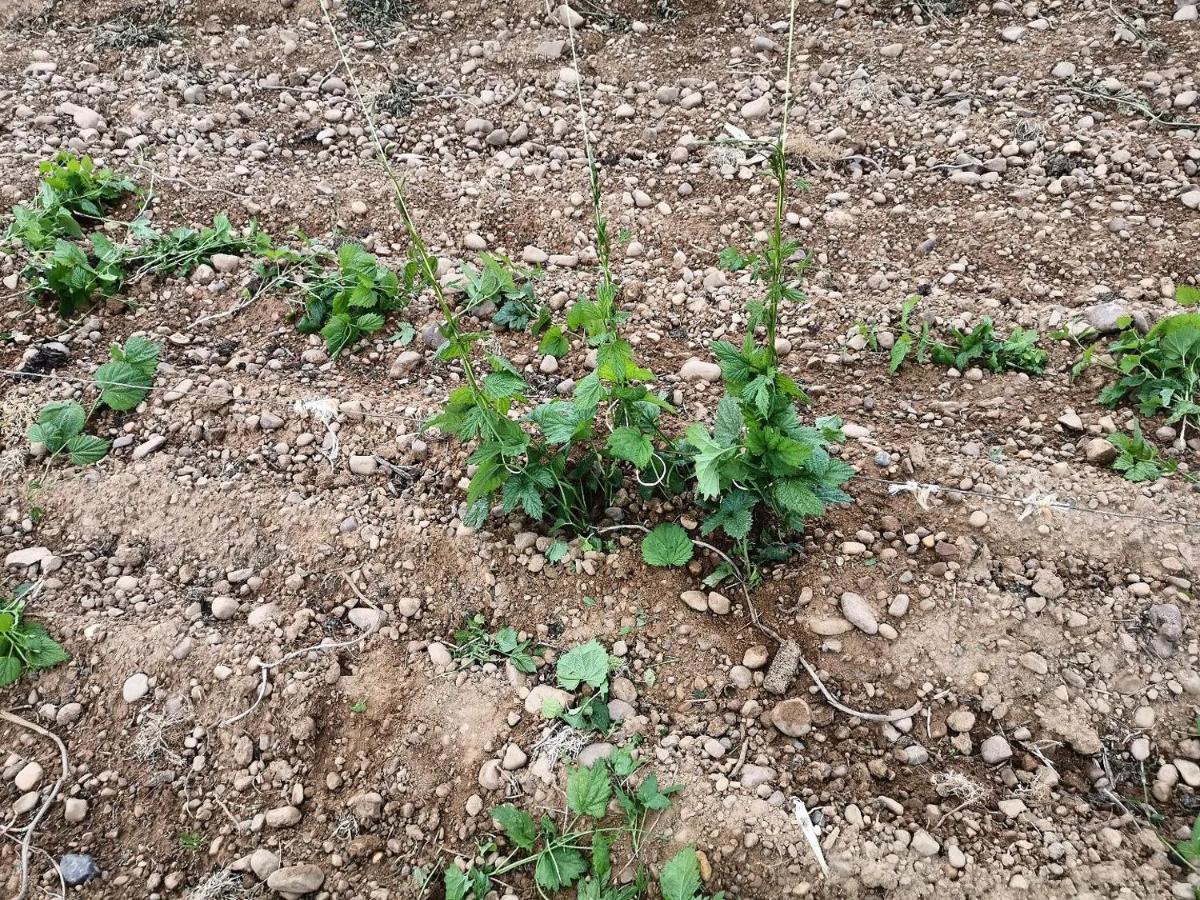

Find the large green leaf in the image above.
[
  {"left": 641, "top": 523, "right": 694, "bottom": 568},
  {"left": 566, "top": 763, "right": 612, "bottom": 818},
  {"left": 533, "top": 844, "right": 587, "bottom": 892},
  {"left": 491, "top": 804, "right": 536, "bottom": 850},
  {"left": 65, "top": 434, "right": 111, "bottom": 466},
  {"left": 606, "top": 426, "right": 653, "bottom": 468},
  {"left": 660, "top": 847, "right": 702, "bottom": 900},
  {"left": 555, "top": 640, "right": 609, "bottom": 690},
  {"left": 95, "top": 361, "right": 152, "bottom": 411}
]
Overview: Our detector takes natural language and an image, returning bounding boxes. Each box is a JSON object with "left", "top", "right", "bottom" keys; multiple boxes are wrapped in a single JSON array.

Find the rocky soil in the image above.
[{"left": 2, "top": 0, "right": 1200, "bottom": 898}]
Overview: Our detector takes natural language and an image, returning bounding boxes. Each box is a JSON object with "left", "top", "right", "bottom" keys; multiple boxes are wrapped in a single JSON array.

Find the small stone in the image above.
[
  {"left": 266, "top": 864, "right": 326, "bottom": 895},
  {"left": 1051, "top": 61, "right": 1077, "bottom": 79},
  {"left": 122, "top": 673, "right": 150, "bottom": 703},
  {"left": 60, "top": 853, "right": 100, "bottom": 886},
  {"left": 981, "top": 735, "right": 1013, "bottom": 764},
  {"left": 1085, "top": 438, "right": 1118, "bottom": 465},
  {"left": 947, "top": 709, "right": 976, "bottom": 733},
  {"left": 840, "top": 592, "right": 879, "bottom": 635},
  {"left": 501, "top": 744, "right": 528, "bottom": 771},
  {"left": 250, "top": 848, "right": 280, "bottom": 880},
  {"left": 524, "top": 684, "right": 574, "bottom": 715},
  {"left": 707, "top": 591, "right": 730, "bottom": 615},
  {"left": 211, "top": 596, "right": 238, "bottom": 620},
  {"left": 349, "top": 455, "right": 377, "bottom": 476},
  {"left": 680, "top": 358, "right": 721, "bottom": 382},
  {"left": 770, "top": 698, "right": 812, "bottom": 737},
  {"left": 741, "top": 94, "right": 770, "bottom": 119},
  {"left": 265, "top": 805, "right": 302, "bottom": 828},
  {"left": 15, "top": 761, "right": 44, "bottom": 792},
  {"left": 680, "top": 590, "right": 708, "bottom": 612},
  {"left": 427, "top": 642, "right": 453, "bottom": 667},
  {"left": 5, "top": 546, "right": 52, "bottom": 568},
  {"left": 911, "top": 830, "right": 940, "bottom": 857}
]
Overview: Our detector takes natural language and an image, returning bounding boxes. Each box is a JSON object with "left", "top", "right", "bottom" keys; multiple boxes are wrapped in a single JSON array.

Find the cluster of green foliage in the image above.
[
  {"left": 1107, "top": 421, "right": 1177, "bottom": 483},
  {"left": 461, "top": 253, "right": 548, "bottom": 333},
  {"left": 27, "top": 336, "right": 161, "bottom": 466},
  {"left": 883, "top": 294, "right": 1048, "bottom": 375},
  {"left": 1098, "top": 313, "right": 1200, "bottom": 427},
  {"left": 699, "top": 145, "right": 852, "bottom": 578},
  {"left": 440, "top": 742, "right": 715, "bottom": 900},
  {"left": 424, "top": 133, "right": 677, "bottom": 537},
  {"left": 0, "top": 584, "right": 69, "bottom": 687},
  {"left": 538, "top": 639, "right": 619, "bottom": 733},
  {"left": 451, "top": 614, "right": 541, "bottom": 673},
  {"left": 290, "top": 242, "right": 412, "bottom": 356},
  {"left": 126, "top": 213, "right": 250, "bottom": 278},
  {"left": 2, "top": 155, "right": 416, "bottom": 359}
]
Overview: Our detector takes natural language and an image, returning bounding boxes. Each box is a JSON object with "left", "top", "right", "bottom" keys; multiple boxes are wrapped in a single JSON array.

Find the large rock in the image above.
[{"left": 266, "top": 864, "right": 325, "bottom": 894}]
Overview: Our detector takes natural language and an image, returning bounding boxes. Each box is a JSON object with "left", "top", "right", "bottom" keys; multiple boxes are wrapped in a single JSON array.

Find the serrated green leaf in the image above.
[
  {"left": 713, "top": 395, "right": 744, "bottom": 447},
  {"left": 534, "top": 844, "right": 587, "bottom": 892},
  {"left": 660, "top": 847, "right": 702, "bottom": 900},
  {"left": 556, "top": 640, "right": 609, "bottom": 690},
  {"left": 443, "top": 866, "right": 470, "bottom": 900},
  {"left": 65, "top": 434, "right": 110, "bottom": 466},
  {"left": 37, "top": 400, "right": 85, "bottom": 441},
  {"left": 1177, "top": 285, "right": 1200, "bottom": 307},
  {"left": 606, "top": 426, "right": 654, "bottom": 468},
  {"left": 95, "top": 361, "right": 152, "bottom": 411},
  {"left": 491, "top": 804, "right": 537, "bottom": 849},
  {"left": 539, "top": 325, "right": 569, "bottom": 358},
  {"left": 642, "top": 523, "right": 693, "bottom": 568},
  {"left": 0, "top": 655, "right": 20, "bottom": 687},
  {"left": 566, "top": 763, "right": 612, "bottom": 818}
]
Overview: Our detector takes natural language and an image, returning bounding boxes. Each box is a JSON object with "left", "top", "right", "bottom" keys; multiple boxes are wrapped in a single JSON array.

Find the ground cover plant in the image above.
[
  {"left": 880, "top": 294, "right": 1048, "bottom": 375},
  {"left": 26, "top": 336, "right": 160, "bottom": 466},
  {"left": 0, "top": 583, "right": 69, "bottom": 687}
]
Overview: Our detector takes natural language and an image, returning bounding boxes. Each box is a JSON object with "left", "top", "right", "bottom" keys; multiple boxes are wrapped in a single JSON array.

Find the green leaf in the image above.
[
  {"left": 355, "top": 312, "right": 386, "bottom": 332},
  {"left": 773, "top": 479, "right": 824, "bottom": 518},
  {"left": 0, "top": 655, "right": 20, "bottom": 687},
  {"left": 491, "top": 804, "right": 537, "bottom": 849},
  {"left": 566, "top": 763, "right": 612, "bottom": 818},
  {"left": 700, "top": 491, "right": 756, "bottom": 541},
  {"left": 641, "top": 523, "right": 694, "bottom": 568},
  {"left": 660, "top": 847, "right": 703, "bottom": 900},
  {"left": 534, "top": 845, "right": 587, "bottom": 892},
  {"left": 19, "top": 623, "right": 69, "bottom": 669},
  {"left": 1175, "top": 284, "right": 1200, "bottom": 307},
  {"left": 116, "top": 336, "right": 160, "bottom": 377},
  {"left": 37, "top": 400, "right": 85, "bottom": 440},
  {"left": 591, "top": 830, "right": 613, "bottom": 883},
  {"left": 635, "top": 772, "right": 681, "bottom": 811},
  {"left": 483, "top": 370, "right": 528, "bottom": 401},
  {"left": 539, "top": 325, "right": 570, "bottom": 358},
  {"left": 556, "top": 640, "right": 609, "bottom": 690},
  {"left": 322, "top": 314, "right": 354, "bottom": 356},
  {"left": 888, "top": 332, "right": 912, "bottom": 372},
  {"left": 606, "top": 426, "right": 654, "bottom": 468},
  {"left": 65, "top": 434, "right": 110, "bottom": 466},
  {"left": 95, "top": 361, "right": 151, "bottom": 411},
  {"left": 712, "top": 395, "right": 743, "bottom": 447},
  {"left": 443, "top": 866, "right": 470, "bottom": 900}
]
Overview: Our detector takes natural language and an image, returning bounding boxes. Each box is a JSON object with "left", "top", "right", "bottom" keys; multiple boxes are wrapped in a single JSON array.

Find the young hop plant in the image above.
[
  {"left": 460, "top": 252, "right": 548, "bottom": 333},
  {"left": 27, "top": 335, "right": 161, "bottom": 466},
  {"left": 1098, "top": 312, "right": 1200, "bottom": 430},
  {"left": 675, "top": 0, "right": 852, "bottom": 578},
  {"left": 0, "top": 584, "right": 69, "bottom": 687},
  {"left": 886, "top": 294, "right": 1048, "bottom": 375},
  {"left": 426, "top": 12, "right": 679, "bottom": 533}
]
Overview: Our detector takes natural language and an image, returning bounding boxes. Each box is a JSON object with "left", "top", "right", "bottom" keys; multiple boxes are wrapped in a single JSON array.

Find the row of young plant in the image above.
[
  {"left": 440, "top": 622, "right": 719, "bottom": 900},
  {"left": 858, "top": 290, "right": 1200, "bottom": 485},
  {"left": 0, "top": 151, "right": 549, "bottom": 358}
]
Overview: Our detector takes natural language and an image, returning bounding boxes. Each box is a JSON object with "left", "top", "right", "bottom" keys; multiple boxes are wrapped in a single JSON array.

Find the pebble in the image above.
[
  {"left": 266, "top": 864, "right": 326, "bottom": 894},
  {"left": 981, "top": 735, "right": 1013, "bottom": 764},
  {"left": 839, "top": 592, "right": 879, "bottom": 635},
  {"left": 122, "top": 673, "right": 150, "bottom": 703}
]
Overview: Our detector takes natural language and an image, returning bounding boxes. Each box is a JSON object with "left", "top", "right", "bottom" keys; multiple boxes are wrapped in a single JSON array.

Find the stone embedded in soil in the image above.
[
  {"left": 770, "top": 698, "right": 812, "bottom": 737},
  {"left": 59, "top": 853, "right": 100, "bottom": 886},
  {"left": 680, "top": 590, "right": 708, "bottom": 612},
  {"left": 1084, "top": 437, "right": 1118, "bottom": 465},
  {"left": 981, "top": 735, "right": 1013, "bottom": 763},
  {"left": 122, "top": 673, "right": 150, "bottom": 703},
  {"left": 524, "top": 684, "right": 574, "bottom": 715},
  {"left": 763, "top": 641, "right": 800, "bottom": 695},
  {"left": 839, "top": 592, "right": 879, "bottom": 635},
  {"left": 5, "top": 546, "right": 51, "bottom": 568},
  {"left": 266, "top": 864, "right": 325, "bottom": 895},
  {"left": 679, "top": 358, "right": 721, "bottom": 382},
  {"left": 15, "top": 761, "right": 44, "bottom": 791},
  {"left": 427, "top": 642, "right": 453, "bottom": 667},
  {"left": 250, "top": 848, "right": 281, "bottom": 880}
]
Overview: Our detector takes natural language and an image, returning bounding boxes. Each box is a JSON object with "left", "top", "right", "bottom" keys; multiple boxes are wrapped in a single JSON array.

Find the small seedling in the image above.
[
  {"left": 1108, "top": 421, "right": 1176, "bottom": 482},
  {"left": 1098, "top": 313, "right": 1200, "bottom": 428},
  {"left": 177, "top": 831, "right": 205, "bottom": 851},
  {"left": 350, "top": 698, "right": 368, "bottom": 714},
  {"left": 461, "top": 253, "right": 547, "bottom": 333},
  {"left": 452, "top": 614, "right": 541, "bottom": 673},
  {"left": 293, "top": 243, "right": 411, "bottom": 356},
  {"left": 128, "top": 213, "right": 250, "bottom": 278},
  {"left": 27, "top": 336, "right": 161, "bottom": 466},
  {"left": 0, "top": 585, "right": 69, "bottom": 687},
  {"left": 887, "top": 295, "right": 1047, "bottom": 375}
]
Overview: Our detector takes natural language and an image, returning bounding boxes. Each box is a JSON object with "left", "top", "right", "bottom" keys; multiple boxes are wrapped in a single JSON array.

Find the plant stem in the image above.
[
  {"left": 316, "top": 0, "right": 485, "bottom": 399},
  {"left": 765, "top": 0, "right": 801, "bottom": 369}
]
